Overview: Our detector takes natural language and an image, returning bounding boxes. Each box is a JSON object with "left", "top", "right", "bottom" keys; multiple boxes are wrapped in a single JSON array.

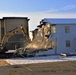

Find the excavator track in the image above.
[{"left": 0, "top": 53, "right": 14, "bottom": 58}]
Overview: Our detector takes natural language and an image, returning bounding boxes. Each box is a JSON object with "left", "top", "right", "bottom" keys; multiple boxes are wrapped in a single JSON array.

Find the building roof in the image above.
[
  {"left": 41, "top": 18, "right": 76, "bottom": 24},
  {"left": 0, "top": 17, "right": 30, "bottom": 21},
  {"left": 35, "top": 28, "right": 38, "bottom": 30},
  {"left": 37, "top": 24, "right": 43, "bottom": 27},
  {"left": 0, "top": 17, "right": 29, "bottom": 21},
  {"left": 3, "top": 17, "right": 28, "bottom": 19}
]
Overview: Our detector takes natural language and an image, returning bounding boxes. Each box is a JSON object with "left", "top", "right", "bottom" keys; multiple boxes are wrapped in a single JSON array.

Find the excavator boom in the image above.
[
  {"left": 1, "top": 25, "right": 30, "bottom": 45},
  {"left": 0, "top": 25, "right": 30, "bottom": 53}
]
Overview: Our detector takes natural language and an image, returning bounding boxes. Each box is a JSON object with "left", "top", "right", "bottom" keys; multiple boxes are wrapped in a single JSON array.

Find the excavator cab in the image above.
[{"left": 0, "top": 43, "right": 7, "bottom": 53}]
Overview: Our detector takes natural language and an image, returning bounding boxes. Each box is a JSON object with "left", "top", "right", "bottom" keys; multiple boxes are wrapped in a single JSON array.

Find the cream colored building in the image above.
[{"left": 0, "top": 17, "right": 29, "bottom": 49}]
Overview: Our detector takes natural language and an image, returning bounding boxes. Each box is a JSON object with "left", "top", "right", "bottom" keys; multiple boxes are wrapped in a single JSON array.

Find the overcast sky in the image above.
[{"left": 0, "top": 0, "right": 76, "bottom": 31}]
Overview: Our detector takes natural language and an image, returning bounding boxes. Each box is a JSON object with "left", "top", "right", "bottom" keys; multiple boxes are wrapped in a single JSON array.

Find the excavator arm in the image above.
[{"left": 1, "top": 25, "right": 30, "bottom": 46}]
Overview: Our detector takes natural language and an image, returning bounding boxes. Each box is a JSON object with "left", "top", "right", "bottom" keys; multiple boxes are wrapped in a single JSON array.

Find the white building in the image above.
[{"left": 41, "top": 18, "right": 76, "bottom": 54}]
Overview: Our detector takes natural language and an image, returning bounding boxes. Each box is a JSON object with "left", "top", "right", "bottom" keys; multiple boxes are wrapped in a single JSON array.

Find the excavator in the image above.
[
  {"left": 0, "top": 25, "right": 30, "bottom": 57},
  {"left": 0, "top": 24, "right": 54, "bottom": 58}
]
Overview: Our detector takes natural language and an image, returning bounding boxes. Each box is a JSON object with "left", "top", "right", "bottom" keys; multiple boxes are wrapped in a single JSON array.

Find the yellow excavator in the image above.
[{"left": 0, "top": 25, "right": 30, "bottom": 54}]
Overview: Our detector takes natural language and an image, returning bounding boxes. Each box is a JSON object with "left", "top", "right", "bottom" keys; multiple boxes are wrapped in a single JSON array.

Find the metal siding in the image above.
[{"left": 49, "top": 24, "right": 76, "bottom": 54}]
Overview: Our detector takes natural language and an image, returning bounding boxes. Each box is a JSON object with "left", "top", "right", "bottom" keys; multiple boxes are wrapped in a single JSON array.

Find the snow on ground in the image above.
[{"left": 6, "top": 55, "right": 76, "bottom": 65}]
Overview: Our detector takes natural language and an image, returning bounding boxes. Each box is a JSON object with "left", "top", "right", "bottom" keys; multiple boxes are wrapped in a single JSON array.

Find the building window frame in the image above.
[
  {"left": 65, "top": 26, "right": 70, "bottom": 33},
  {"left": 66, "top": 40, "right": 70, "bottom": 47},
  {"left": 51, "top": 25, "right": 56, "bottom": 33}
]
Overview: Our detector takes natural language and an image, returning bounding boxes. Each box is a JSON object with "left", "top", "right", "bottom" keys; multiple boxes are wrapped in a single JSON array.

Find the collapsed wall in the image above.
[{"left": 25, "top": 23, "right": 55, "bottom": 50}]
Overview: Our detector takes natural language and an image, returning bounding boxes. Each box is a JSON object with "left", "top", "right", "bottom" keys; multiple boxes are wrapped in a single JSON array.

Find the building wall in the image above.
[
  {"left": 0, "top": 20, "right": 1, "bottom": 41},
  {"left": 30, "top": 29, "right": 38, "bottom": 41},
  {"left": 4, "top": 18, "right": 29, "bottom": 34},
  {"left": 50, "top": 24, "right": 76, "bottom": 54},
  {"left": 29, "top": 31, "right": 34, "bottom": 41},
  {"left": 1, "top": 20, "right": 4, "bottom": 41}
]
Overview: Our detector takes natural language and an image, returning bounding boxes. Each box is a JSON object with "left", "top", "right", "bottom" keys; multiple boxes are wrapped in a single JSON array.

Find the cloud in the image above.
[
  {"left": 44, "top": 9, "right": 59, "bottom": 13},
  {"left": 63, "top": 5, "right": 76, "bottom": 10},
  {"left": 0, "top": 11, "right": 76, "bottom": 31}
]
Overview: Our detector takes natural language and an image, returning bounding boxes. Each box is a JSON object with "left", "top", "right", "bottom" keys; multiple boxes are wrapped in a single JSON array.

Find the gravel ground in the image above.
[{"left": 0, "top": 60, "right": 76, "bottom": 75}]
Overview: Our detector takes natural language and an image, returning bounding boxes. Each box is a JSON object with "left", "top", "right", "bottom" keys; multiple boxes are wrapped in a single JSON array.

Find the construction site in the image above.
[
  {"left": 1, "top": 17, "right": 76, "bottom": 58},
  {"left": 0, "top": 17, "right": 76, "bottom": 75},
  {"left": 0, "top": 17, "right": 55, "bottom": 58}
]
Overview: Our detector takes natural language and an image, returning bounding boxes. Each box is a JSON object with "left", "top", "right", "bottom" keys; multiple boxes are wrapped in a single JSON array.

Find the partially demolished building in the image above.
[{"left": 40, "top": 18, "right": 76, "bottom": 54}]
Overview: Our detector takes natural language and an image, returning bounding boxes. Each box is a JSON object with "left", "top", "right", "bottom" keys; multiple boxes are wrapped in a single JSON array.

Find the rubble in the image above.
[{"left": 25, "top": 23, "right": 53, "bottom": 51}]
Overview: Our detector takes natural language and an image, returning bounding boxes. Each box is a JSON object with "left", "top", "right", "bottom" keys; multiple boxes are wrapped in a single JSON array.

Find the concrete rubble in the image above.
[{"left": 25, "top": 23, "right": 55, "bottom": 50}]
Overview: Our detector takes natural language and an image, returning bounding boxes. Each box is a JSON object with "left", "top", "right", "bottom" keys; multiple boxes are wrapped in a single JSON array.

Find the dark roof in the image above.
[
  {"left": 35, "top": 28, "right": 38, "bottom": 30},
  {"left": 41, "top": 18, "right": 76, "bottom": 24},
  {"left": 37, "top": 24, "right": 43, "bottom": 27},
  {"left": 3, "top": 17, "right": 27, "bottom": 19},
  {"left": 2, "top": 17, "right": 30, "bottom": 21}
]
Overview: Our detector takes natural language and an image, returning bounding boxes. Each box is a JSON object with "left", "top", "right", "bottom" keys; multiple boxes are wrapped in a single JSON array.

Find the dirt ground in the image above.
[
  {"left": 0, "top": 60, "right": 9, "bottom": 66},
  {"left": 0, "top": 60, "right": 76, "bottom": 75}
]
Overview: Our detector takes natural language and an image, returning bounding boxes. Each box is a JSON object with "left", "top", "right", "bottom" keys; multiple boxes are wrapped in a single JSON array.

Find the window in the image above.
[
  {"left": 65, "top": 26, "right": 70, "bottom": 33},
  {"left": 66, "top": 40, "right": 70, "bottom": 47},
  {"left": 51, "top": 25, "right": 56, "bottom": 33}
]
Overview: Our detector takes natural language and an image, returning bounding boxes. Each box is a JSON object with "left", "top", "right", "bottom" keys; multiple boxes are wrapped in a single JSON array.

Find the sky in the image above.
[{"left": 0, "top": 0, "right": 76, "bottom": 31}]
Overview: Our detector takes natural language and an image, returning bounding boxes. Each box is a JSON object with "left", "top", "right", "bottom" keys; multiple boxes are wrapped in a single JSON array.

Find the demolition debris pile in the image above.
[{"left": 25, "top": 23, "right": 56, "bottom": 51}]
